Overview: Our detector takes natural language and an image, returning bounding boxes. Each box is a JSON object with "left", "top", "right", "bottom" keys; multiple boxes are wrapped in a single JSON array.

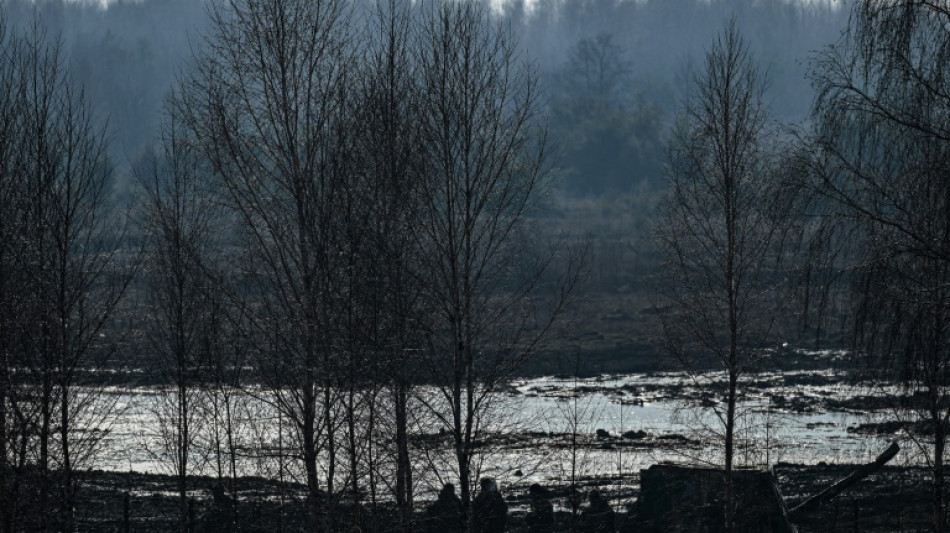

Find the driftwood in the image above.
[{"left": 788, "top": 441, "right": 900, "bottom": 518}]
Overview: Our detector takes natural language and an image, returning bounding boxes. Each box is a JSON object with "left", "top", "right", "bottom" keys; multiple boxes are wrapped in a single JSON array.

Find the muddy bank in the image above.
[{"left": 56, "top": 462, "right": 937, "bottom": 532}]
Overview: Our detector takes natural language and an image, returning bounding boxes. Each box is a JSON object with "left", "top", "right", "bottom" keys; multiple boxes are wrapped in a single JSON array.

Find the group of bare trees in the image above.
[
  {"left": 139, "top": 106, "right": 237, "bottom": 531},
  {"left": 0, "top": 0, "right": 563, "bottom": 530},
  {"left": 0, "top": 16, "right": 133, "bottom": 533},
  {"left": 658, "top": 3, "right": 950, "bottom": 532},
  {"left": 133, "top": 0, "right": 566, "bottom": 531},
  {"left": 136, "top": 2, "right": 950, "bottom": 531}
]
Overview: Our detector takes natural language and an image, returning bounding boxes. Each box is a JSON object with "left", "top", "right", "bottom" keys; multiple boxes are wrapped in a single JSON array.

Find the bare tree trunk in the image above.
[
  {"left": 13, "top": 414, "right": 28, "bottom": 531},
  {"left": 60, "top": 382, "right": 74, "bottom": 533},
  {"left": 303, "top": 389, "right": 322, "bottom": 533},
  {"left": 39, "top": 373, "right": 51, "bottom": 531},
  {"left": 346, "top": 385, "right": 360, "bottom": 531},
  {"left": 178, "top": 384, "right": 188, "bottom": 533},
  {"left": 724, "top": 370, "right": 737, "bottom": 533},
  {"left": 367, "top": 390, "right": 380, "bottom": 533},
  {"left": 395, "top": 386, "right": 412, "bottom": 532},
  {"left": 224, "top": 395, "right": 238, "bottom": 493},
  {"left": 325, "top": 386, "right": 336, "bottom": 533},
  {"left": 933, "top": 426, "right": 946, "bottom": 533}
]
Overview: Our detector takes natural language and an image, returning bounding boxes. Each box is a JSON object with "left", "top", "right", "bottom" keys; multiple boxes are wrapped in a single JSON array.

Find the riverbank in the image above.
[{"left": 33, "top": 462, "right": 935, "bottom": 532}]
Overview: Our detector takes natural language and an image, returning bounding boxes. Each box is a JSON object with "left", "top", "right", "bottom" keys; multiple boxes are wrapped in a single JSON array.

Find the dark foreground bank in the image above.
[{"left": 16, "top": 463, "right": 933, "bottom": 532}]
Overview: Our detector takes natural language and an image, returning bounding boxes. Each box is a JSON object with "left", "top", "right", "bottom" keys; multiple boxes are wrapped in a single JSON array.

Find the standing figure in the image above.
[
  {"left": 426, "top": 483, "right": 464, "bottom": 533},
  {"left": 473, "top": 477, "right": 508, "bottom": 533},
  {"left": 203, "top": 484, "right": 236, "bottom": 533},
  {"left": 580, "top": 490, "right": 615, "bottom": 533},
  {"left": 526, "top": 484, "right": 555, "bottom": 533}
]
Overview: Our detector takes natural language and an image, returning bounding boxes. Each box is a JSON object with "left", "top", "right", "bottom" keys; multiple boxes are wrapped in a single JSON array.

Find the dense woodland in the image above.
[{"left": 1, "top": 0, "right": 949, "bottom": 532}]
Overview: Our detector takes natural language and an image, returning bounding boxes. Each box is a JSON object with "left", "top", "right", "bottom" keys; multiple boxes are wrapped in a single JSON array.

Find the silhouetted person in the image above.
[
  {"left": 426, "top": 483, "right": 464, "bottom": 533},
  {"left": 473, "top": 477, "right": 508, "bottom": 533},
  {"left": 203, "top": 484, "right": 236, "bottom": 533},
  {"left": 580, "top": 489, "right": 614, "bottom": 533},
  {"left": 526, "top": 484, "right": 555, "bottom": 533}
]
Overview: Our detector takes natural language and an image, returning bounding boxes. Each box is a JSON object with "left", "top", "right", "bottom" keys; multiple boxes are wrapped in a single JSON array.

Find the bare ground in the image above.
[{"left": 51, "top": 462, "right": 940, "bottom": 532}]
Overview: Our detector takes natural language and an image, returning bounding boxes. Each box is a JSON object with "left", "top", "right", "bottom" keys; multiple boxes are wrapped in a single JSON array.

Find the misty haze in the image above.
[{"left": 0, "top": 0, "right": 945, "bottom": 532}]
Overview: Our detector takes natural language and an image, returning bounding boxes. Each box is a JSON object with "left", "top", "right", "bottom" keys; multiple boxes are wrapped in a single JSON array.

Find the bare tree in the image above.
[
  {"left": 200, "top": 286, "right": 247, "bottom": 500},
  {"left": 413, "top": 0, "right": 569, "bottom": 521},
  {"left": 0, "top": 17, "right": 138, "bottom": 532},
  {"left": 804, "top": 2, "right": 950, "bottom": 530},
  {"left": 139, "top": 104, "right": 222, "bottom": 532},
  {"left": 170, "top": 1, "right": 573, "bottom": 530},
  {"left": 175, "top": 0, "right": 355, "bottom": 529},
  {"left": 656, "top": 20, "right": 791, "bottom": 533},
  {"left": 555, "top": 366, "right": 605, "bottom": 533},
  {"left": 0, "top": 15, "right": 30, "bottom": 532},
  {"left": 1, "top": 21, "right": 134, "bottom": 533},
  {"left": 351, "top": 0, "right": 426, "bottom": 529}
]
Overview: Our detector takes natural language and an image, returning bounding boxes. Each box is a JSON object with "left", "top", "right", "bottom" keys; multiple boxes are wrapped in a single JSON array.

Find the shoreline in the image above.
[{"left": 25, "top": 462, "right": 935, "bottom": 532}]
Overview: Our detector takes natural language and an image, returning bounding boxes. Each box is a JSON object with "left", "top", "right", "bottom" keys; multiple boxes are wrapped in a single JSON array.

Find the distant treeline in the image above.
[{"left": 1, "top": 0, "right": 846, "bottom": 195}]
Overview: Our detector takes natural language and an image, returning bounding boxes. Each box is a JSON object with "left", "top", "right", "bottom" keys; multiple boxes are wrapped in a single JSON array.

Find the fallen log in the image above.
[{"left": 788, "top": 441, "right": 900, "bottom": 518}]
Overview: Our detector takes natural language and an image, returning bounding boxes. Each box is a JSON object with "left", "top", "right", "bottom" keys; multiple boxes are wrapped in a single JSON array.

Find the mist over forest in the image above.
[{"left": 3, "top": 0, "right": 845, "bottom": 195}]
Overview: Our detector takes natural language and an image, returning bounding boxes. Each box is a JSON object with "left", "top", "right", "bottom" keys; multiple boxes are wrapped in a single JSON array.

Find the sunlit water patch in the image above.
[{"left": 80, "top": 370, "right": 918, "bottom": 499}]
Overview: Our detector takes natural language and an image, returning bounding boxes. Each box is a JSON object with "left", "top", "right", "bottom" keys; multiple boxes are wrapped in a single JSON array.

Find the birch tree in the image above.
[
  {"left": 139, "top": 106, "right": 223, "bottom": 533},
  {"left": 352, "top": 0, "right": 425, "bottom": 529},
  {"left": 414, "top": 0, "right": 567, "bottom": 520},
  {"left": 176, "top": 0, "right": 354, "bottom": 529},
  {"left": 657, "top": 21, "right": 791, "bottom": 533}
]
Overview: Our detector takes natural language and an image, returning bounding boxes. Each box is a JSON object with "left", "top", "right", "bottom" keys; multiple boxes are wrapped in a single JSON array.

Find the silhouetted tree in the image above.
[
  {"left": 139, "top": 105, "right": 223, "bottom": 533},
  {"left": 806, "top": 2, "right": 950, "bottom": 530},
  {"left": 352, "top": 0, "right": 426, "bottom": 529},
  {"left": 414, "top": 0, "right": 573, "bottom": 522},
  {"left": 549, "top": 33, "right": 664, "bottom": 194},
  {"left": 175, "top": 0, "right": 356, "bottom": 528},
  {"left": 657, "top": 20, "right": 791, "bottom": 533}
]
